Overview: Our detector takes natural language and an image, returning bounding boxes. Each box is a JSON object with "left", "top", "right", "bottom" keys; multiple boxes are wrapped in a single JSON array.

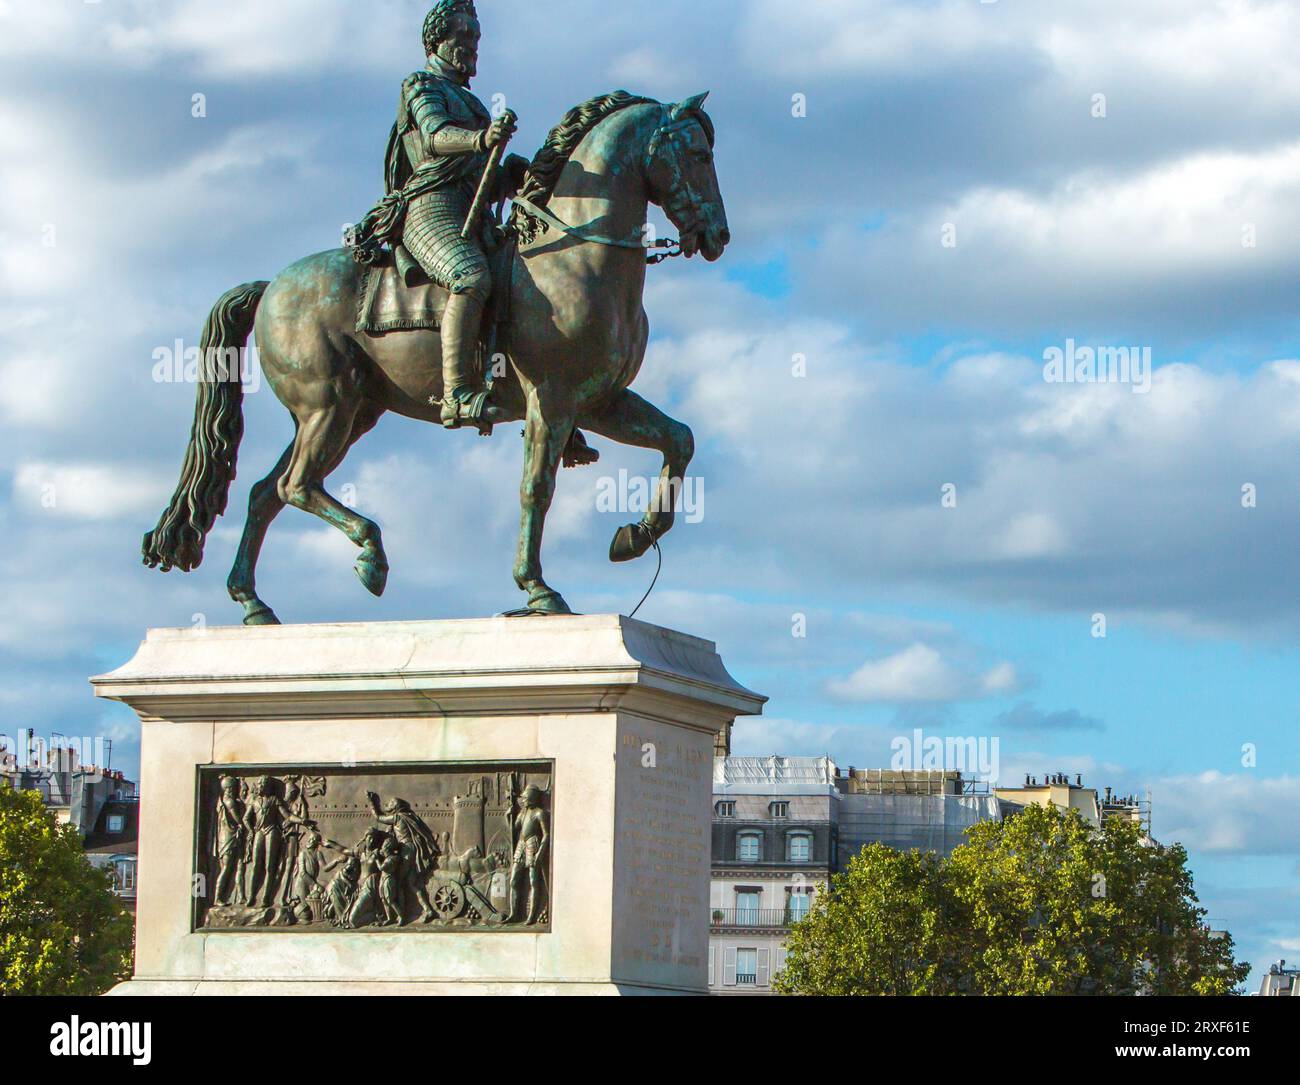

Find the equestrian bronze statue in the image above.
[{"left": 142, "top": 0, "right": 729, "bottom": 622}]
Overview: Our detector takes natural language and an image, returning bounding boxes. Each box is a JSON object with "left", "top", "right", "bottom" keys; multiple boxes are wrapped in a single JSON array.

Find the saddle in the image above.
[
  {"left": 352, "top": 233, "right": 601, "bottom": 470},
  {"left": 356, "top": 238, "right": 515, "bottom": 351}
]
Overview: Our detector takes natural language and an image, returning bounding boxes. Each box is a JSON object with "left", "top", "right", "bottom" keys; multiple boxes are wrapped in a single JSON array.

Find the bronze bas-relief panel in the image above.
[{"left": 194, "top": 762, "right": 552, "bottom": 933}]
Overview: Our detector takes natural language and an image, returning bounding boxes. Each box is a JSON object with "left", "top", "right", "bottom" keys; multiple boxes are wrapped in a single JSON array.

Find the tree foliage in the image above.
[
  {"left": 0, "top": 785, "right": 134, "bottom": 995},
  {"left": 775, "top": 804, "right": 1249, "bottom": 996}
]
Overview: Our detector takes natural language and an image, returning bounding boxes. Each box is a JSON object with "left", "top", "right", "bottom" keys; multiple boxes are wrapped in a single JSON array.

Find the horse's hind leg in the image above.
[
  {"left": 511, "top": 392, "right": 576, "bottom": 615},
  {"left": 227, "top": 442, "right": 294, "bottom": 625},
  {"left": 279, "top": 403, "right": 389, "bottom": 597},
  {"left": 582, "top": 390, "right": 695, "bottom": 563}
]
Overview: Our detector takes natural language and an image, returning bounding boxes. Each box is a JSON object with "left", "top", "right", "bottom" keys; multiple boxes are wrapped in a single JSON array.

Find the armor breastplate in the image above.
[{"left": 400, "top": 70, "right": 492, "bottom": 183}]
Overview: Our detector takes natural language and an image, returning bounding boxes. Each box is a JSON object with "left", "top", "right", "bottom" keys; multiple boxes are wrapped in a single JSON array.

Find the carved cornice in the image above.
[{"left": 92, "top": 616, "right": 768, "bottom": 729}]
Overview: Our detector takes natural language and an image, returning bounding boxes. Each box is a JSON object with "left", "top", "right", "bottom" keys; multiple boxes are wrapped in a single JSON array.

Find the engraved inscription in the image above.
[
  {"left": 194, "top": 763, "right": 552, "bottom": 933},
  {"left": 617, "top": 731, "right": 711, "bottom": 972}
]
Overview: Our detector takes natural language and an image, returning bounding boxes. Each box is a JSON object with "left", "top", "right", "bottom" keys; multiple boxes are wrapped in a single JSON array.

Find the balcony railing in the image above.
[{"left": 711, "top": 907, "right": 808, "bottom": 929}]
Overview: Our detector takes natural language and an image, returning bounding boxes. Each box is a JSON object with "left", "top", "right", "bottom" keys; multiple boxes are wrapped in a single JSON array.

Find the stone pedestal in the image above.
[{"left": 91, "top": 616, "right": 764, "bottom": 996}]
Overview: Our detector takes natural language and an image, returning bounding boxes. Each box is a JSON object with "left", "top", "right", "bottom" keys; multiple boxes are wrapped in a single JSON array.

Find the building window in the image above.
[
  {"left": 106, "top": 814, "right": 124, "bottom": 833},
  {"left": 736, "top": 889, "right": 761, "bottom": 925},
  {"left": 769, "top": 801, "right": 789, "bottom": 819},
  {"left": 736, "top": 948, "right": 758, "bottom": 986},
  {"left": 737, "top": 831, "right": 762, "bottom": 862},
  {"left": 787, "top": 889, "right": 812, "bottom": 923},
  {"left": 787, "top": 831, "right": 811, "bottom": 863},
  {"left": 714, "top": 800, "right": 736, "bottom": 818},
  {"left": 112, "top": 858, "right": 136, "bottom": 894}
]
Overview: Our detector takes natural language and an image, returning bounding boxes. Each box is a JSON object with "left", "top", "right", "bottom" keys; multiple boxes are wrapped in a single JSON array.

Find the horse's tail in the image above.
[{"left": 143, "top": 281, "right": 269, "bottom": 573}]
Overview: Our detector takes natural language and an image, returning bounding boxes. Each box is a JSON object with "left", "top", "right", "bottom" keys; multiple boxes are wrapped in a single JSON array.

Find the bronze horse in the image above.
[{"left": 143, "top": 91, "right": 729, "bottom": 622}]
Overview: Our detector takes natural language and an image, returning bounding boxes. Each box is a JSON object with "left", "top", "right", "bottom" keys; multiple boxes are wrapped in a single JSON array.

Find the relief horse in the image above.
[{"left": 143, "top": 91, "right": 729, "bottom": 622}]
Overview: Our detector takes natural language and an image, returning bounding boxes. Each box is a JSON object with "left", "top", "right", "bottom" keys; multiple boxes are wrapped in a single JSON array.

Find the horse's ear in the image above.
[{"left": 671, "top": 92, "right": 710, "bottom": 119}]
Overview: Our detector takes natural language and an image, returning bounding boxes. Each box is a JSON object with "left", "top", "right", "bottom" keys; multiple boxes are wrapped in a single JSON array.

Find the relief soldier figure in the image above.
[{"left": 507, "top": 785, "right": 550, "bottom": 926}]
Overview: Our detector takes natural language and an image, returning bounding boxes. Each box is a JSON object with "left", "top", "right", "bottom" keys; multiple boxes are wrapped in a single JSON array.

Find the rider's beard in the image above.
[{"left": 439, "top": 43, "right": 478, "bottom": 80}]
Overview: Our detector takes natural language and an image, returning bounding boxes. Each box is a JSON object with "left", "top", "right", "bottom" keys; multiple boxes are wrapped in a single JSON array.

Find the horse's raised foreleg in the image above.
[
  {"left": 227, "top": 442, "right": 294, "bottom": 625},
  {"left": 582, "top": 390, "right": 696, "bottom": 563},
  {"left": 512, "top": 393, "right": 575, "bottom": 615},
  {"left": 279, "top": 404, "right": 390, "bottom": 599}
]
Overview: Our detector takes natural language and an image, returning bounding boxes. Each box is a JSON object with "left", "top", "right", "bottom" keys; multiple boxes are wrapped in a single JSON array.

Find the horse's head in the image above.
[{"left": 646, "top": 93, "right": 730, "bottom": 262}]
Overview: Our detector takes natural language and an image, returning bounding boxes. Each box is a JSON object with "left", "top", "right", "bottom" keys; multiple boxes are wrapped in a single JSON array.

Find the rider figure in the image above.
[{"left": 393, "top": 1, "right": 526, "bottom": 431}]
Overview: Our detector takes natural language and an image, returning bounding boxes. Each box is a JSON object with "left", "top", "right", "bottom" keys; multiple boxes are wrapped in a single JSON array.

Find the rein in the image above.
[
  {"left": 511, "top": 195, "right": 682, "bottom": 265},
  {"left": 511, "top": 106, "right": 713, "bottom": 267}
]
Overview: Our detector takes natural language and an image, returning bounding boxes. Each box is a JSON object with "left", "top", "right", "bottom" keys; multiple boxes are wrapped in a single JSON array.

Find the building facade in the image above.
[
  {"left": 1, "top": 738, "right": 139, "bottom": 911},
  {"left": 708, "top": 758, "right": 1003, "bottom": 994},
  {"left": 708, "top": 759, "right": 1165, "bottom": 995},
  {"left": 709, "top": 757, "right": 837, "bottom": 993},
  {"left": 1259, "top": 960, "right": 1300, "bottom": 996},
  {"left": 994, "top": 772, "right": 1151, "bottom": 836}
]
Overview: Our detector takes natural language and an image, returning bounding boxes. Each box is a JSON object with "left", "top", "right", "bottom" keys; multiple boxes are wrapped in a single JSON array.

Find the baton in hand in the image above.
[{"left": 463, "top": 110, "right": 517, "bottom": 240}]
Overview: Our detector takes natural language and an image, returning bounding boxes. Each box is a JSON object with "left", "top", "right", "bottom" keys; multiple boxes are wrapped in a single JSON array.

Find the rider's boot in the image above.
[{"left": 439, "top": 290, "right": 505, "bottom": 434}]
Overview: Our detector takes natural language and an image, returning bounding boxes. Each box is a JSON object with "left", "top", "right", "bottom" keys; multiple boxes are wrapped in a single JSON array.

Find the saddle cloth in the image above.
[
  {"left": 356, "top": 241, "right": 514, "bottom": 339},
  {"left": 356, "top": 245, "right": 448, "bottom": 335}
]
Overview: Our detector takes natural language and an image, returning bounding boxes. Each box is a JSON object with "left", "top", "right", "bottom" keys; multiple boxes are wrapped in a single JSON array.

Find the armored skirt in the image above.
[{"left": 402, "top": 185, "right": 491, "bottom": 295}]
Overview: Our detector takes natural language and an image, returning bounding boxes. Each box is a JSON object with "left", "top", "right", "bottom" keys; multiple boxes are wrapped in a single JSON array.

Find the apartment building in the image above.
[
  {"left": 2, "top": 738, "right": 139, "bottom": 911},
  {"left": 708, "top": 757, "right": 1002, "bottom": 994},
  {"left": 1259, "top": 960, "right": 1300, "bottom": 996},
  {"left": 994, "top": 772, "right": 1152, "bottom": 837},
  {"left": 709, "top": 756, "right": 837, "bottom": 993}
]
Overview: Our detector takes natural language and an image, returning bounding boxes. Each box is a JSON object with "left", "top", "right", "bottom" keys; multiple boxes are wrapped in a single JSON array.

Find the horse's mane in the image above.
[{"left": 516, "top": 90, "right": 656, "bottom": 207}]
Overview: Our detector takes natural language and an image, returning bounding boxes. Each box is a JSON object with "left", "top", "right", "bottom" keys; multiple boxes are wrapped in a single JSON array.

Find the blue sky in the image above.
[{"left": 2, "top": 0, "right": 1298, "bottom": 988}]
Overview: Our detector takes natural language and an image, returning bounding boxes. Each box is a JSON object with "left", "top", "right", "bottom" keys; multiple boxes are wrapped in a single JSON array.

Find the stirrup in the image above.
[{"left": 438, "top": 388, "right": 498, "bottom": 436}]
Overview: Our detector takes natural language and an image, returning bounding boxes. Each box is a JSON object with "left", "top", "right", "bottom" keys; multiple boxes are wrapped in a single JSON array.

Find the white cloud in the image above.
[
  {"left": 0, "top": 0, "right": 414, "bottom": 77},
  {"left": 626, "top": 274, "right": 1300, "bottom": 632},
  {"left": 744, "top": 0, "right": 1300, "bottom": 114},
  {"left": 12, "top": 462, "right": 164, "bottom": 521},
  {"left": 993, "top": 512, "right": 1070, "bottom": 562},
  {"left": 828, "top": 642, "right": 1018, "bottom": 704},
  {"left": 1155, "top": 772, "right": 1300, "bottom": 857},
  {"left": 805, "top": 136, "right": 1300, "bottom": 338},
  {"left": 741, "top": 0, "right": 1016, "bottom": 78},
  {"left": 0, "top": 353, "right": 72, "bottom": 428}
]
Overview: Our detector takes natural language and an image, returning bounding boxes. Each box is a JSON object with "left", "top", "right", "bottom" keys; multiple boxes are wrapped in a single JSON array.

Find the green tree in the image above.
[
  {"left": 775, "top": 804, "right": 1249, "bottom": 996},
  {"left": 0, "top": 785, "right": 134, "bottom": 995},
  {"left": 773, "top": 844, "right": 963, "bottom": 995}
]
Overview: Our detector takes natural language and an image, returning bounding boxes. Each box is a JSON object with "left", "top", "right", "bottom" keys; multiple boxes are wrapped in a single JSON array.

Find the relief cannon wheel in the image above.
[{"left": 431, "top": 881, "right": 467, "bottom": 920}]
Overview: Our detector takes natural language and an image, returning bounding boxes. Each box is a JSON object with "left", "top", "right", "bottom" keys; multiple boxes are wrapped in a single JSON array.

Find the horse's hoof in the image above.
[
  {"left": 355, "top": 555, "right": 389, "bottom": 598},
  {"left": 531, "top": 590, "right": 573, "bottom": 615},
  {"left": 563, "top": 431, "right": 601, "bottom": 469},
  {"left": 512, "top": 588, "right": 572, "bottom": 616},
  {"left": 610, "top": 523, "right": 655, "bottom": 564},
  {"left": 243, "top": 605, "right": 281, "bottom": 627}
]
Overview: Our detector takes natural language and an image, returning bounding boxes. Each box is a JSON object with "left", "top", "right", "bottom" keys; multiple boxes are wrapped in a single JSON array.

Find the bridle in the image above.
[{"left": 511, "top": 105, "right": 713, "bottom": 266}]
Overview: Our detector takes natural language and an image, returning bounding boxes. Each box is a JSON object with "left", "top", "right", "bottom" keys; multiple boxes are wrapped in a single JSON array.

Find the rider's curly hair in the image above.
[{"left": 422, "top": 0, "right": 477, "bottom": 56}]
